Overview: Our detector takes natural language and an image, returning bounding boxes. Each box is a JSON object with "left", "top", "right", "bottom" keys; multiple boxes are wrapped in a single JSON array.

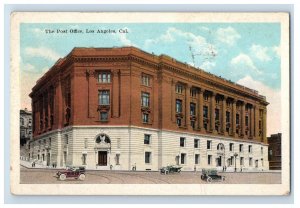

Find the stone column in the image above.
[
  {"left": 210, "top": 92, "right": 216, "bottom": 133},
  {"left": 254, "top": 105, "right": 260, "bottom": 140},
  {"left": 222, "top": 95, "right": 227, "bottom": 134},
  {"left": 263, "top": 109, "right": 267, "bottom": 143},
  {"left": 232, "top": 99, "right": 236, "bottom": 137},
  {"left": 241, "top": 102, "right": 245, "bottom": 137},
  {"left": 185, "top": 84, "right": 191, "bottom": 128},
  {"left": 198, "top": 89, "right": 204, "bottom": 130},
  {"left": 250, "top": 105, "right": 255, "bottom": 138},
  {"left": 171, "top": 80, "right": 175, "bottom": 122}
]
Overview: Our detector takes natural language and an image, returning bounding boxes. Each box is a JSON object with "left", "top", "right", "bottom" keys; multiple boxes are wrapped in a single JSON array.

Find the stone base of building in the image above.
[{"left": 27, "top": 126, "right": 269, "bottom": 171}]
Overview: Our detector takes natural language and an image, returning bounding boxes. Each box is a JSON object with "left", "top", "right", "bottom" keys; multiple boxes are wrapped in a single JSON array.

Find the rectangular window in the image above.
[
  {"left": 144, "top": 134, "right": 151, "bottom": 145},
  {"left": 261, "top": 147, "right": 263, "bottom": 155},
  {"left": 190, "top": 88, "right": 197, "bottom": 97},
  {"left": 239, "top": 144, "right": 243, "bottom": 152},
  {"left": 208, "top": 155, "right": 212, "bottom": 165},
  {"left": 145, "top": 152, "right": 151, "bottom": 164},
  {"left": 65, "top": 135, "right": 68, "bottom": 145},
  {"left": 230, "top": 156, "right": 234, "bottom": 166},
  {"left": 190, "top": 103, "right": 196, "bottom": 116},
  {"left": 215, "top": 108, "right": 220, "bottom": 121},
  {"left": 99, "top": 90, "right": 110, "bottom": 105},
  {"left": 180, "top": 137, "right": 185, "bottom": 147},
  {"left": 141, "top": 74, "right": 150, "bottom": 86},
  {"left": 240, "top": 157, "right": 244, "bottom": 166},
  {"left": 236, "top": 114, "right": 240, "bottom": 125},
  {"left": 141, "top": 92, "right": 150, "bottom": 107},
  {"left": 98, "top": 72, "right": 111, "bottom": 83},
  {"left": 249, "top": 157, "right": 253, "bottom": 166},
  {"left": 142, "top": 113, "right": 149, "bottom": 123},
  {"left": 203, "top": 106, "right": 208, "bottom": 118},
  {"left": 248, "top": 145, "right": 252, "bottom": 153},
  {"left": 204, "top": 94, "right": 209, "bottom": 101},
  {"left": 226, "top": 111, "right": 230, "bottom": 123},
  {"left": 100, "top": 112, "right": 108, "bottom": 121},
  {"left": 181, "top": 153, "right": 186, "bottom": 164},
  {"left": 176, "top": 84, "right": 183, "bottom": 94},
  {"left": 116, "top": 154, "right": 120, "bottom": 165},
  {"left": 176, "top": 99, "right": 182, "bottom": 113},
  {"left": 194, "top": 139, "right": 200, "bottom": 148},
  {"left": 229, "top": 143, "right": 234, "bottom": 152},
  {"left": 82, "top": 154, "right": 87, "bottom": 165},
  {"left": 195, "top": 154, "right": 200, "bottom": 164},
  {"left": 259, "top": 120, "right": 262, "bottom": 129},
  {"left": 261, "top": 159, "right": 264, "bottom": 167},
  {"left": 207, "top": 140, "right": 212, "bottom": 150},
  {"left": 177, "top": 118, "right": 182, "bottom": 127},
  {"left": 245, "top": 116, "right": 249, "bottom": 127}
]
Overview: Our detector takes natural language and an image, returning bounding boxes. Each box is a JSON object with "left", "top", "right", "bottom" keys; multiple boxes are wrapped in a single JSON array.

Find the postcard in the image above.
[{"left": 11, "top": 12, "right": 290, "bottom": 195}]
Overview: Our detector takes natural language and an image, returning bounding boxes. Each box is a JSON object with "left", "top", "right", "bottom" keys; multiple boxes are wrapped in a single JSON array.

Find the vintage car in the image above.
[
  {"left": 55, "top": 166, "right": 86, "bottom": 181},
  {"left": 200, "top": 168, "right": 225, "bottom": 182},
  {"left": 160, "top": 165, "right": 182, "bottom": 174}
]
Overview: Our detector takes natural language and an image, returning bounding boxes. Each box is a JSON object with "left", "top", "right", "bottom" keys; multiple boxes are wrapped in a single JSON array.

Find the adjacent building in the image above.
[
  {"left": 267, "top": 133, "right": 282, "bottom": 170},
  {"left": 20, "top": 108, "right": 32, "bottom": 146},
  {"left": 29, "top": 47, "right": 269, "bottom": 171}
]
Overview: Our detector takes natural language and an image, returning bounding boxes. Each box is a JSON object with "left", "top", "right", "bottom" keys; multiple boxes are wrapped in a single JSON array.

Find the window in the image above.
[
  {"left": 98, "top": 72, "right": 111, "bottom": 83},
  {"left": 141, "top": 74, "right": 150, "bottom": 86},
  {"left": 64, "top": 135, "right": 68, "bottom": 145},
  {"left": 239, "top": 144, "right": 243, "bottom": 152},
  {"left": 20, "top": 118, "right": 24, "bottom": 125},
  {"left": 194, "top": 139, "right": 200, "bottom": 148},
  {"left": 195, "top": 154, "right": 200, "bottom": 164},
  {"left": 207, "top": 155, "right": 212, "bottom": 165},
  {"left": 116, "top": 154, "right": 120, "bottom": 165},
  {"left": 190, "top": 103, "right": 196, "bottom": 116},
  {"left": 245, "top": 116, "right": 249, "bottom": 127},
  {"left": 204, "top": 94, "right": 209, "bottom": 101},
  {"left": 191, "top": 120, "right": 195, "bottom": 129},
  {"left": 181, "top": 153, "right": 186, "bottom": 164},
  {"left": 142, "top": 113, "right": 149, "bottom": 123},
  {"left": 176, "top": 99, "right": 182, "bottom": 113},
  {"left": 226, "top": 111, "right": 230, "bottom": 123},
  {"left": 203, "top": 106, "right": 208, "bottom": 118},
  {"left": 216, "top": 98, "right": 220, "bottom": 104},
  {"left": 100, "top": 112, "right": 108, "bottom": 121},
  {"left": 141, "top": 92, "right": 150, "bottom": 107},
  {"left": 261, "top": 147, "right": 263, "bottom": 155},
  {"left": 249, "top": 157, "right": 253, "bottom": 166},
  {"left": 240, "top": 157, "right": 244, "bottom": 166},
  {"left": 144, "top": 134, "right": 151, "bottom": 145},
  {"left": 84, "top": 138, "right": 88, "bottom": 149},
  {"left": 230, "top": 156, "right": 234, "bottom": 166},
  {"left": 236, "top": 114, "right": 240, "bottom": 125},
  {"left": 180, "top": 137, "right": 185, "bottom": 147},
  {"left": 176, "top": 84, "right": 183, "bottom": 94},
  {"left": 99, "top": 90, "right": 110, "bottom": 105},
  {"left": 229, "top": 143, "right": 234, "bottom": 152},
  {"left": 215, "top": 109, "right": 220, "bottom": 121},
  {"left": 259, "top": 120, "right": 262, "bottom": 129},
  {"left": 207, "top": 140, "right": 212, "bottom": 150},
  {"left": 177, "top": 118, "right": 182, "bottom": 127},
  {"left": 82, "top": 154, "right": 87, "bottom": 165},
  {"left": 226, "top": 101, "right": 231, "bottom": 107},
  {"left": 261, "top": 158, "right": 264, "bottom": 167},
  {"left": 145, "top": 152, "right": 151, "bottom": 164},
  {"left": 42, "top": 154, "right": 45, "bottom": 161},
  {"left": 248, "top": 145, "right": 252, "bottom": 153},
  {"left": 190, "top": 88, "right": 197, "bottom": 97}
]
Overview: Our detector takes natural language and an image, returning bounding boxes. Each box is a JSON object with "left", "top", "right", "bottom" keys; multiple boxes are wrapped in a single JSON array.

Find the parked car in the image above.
[
  {"left": 200, "top": 168, "right": 225, "bottom": 182},
  {"left": 55, "top": 166, "right": 86, "bottom": 181},
  {"left": 160, "top": 165, "right": 182, "bottom": 174}
]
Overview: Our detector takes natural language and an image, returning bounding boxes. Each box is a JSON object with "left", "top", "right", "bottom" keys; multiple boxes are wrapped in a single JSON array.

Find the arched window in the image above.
[{"left": 95, "top": 134, "right": 111, "bottom": 144}]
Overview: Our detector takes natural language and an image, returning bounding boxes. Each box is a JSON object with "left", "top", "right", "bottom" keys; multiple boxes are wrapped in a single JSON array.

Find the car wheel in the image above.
[
  {"left": 79, "top": 174, "right": 85, "bottom": 181},
  {"left": 201, "top": 175, "right": 204, "bottom": 180},
  {"left": 207, "top": 177, "right": 212, "bottom": 183},
  {"left": 59, "top": 174, "right": 66, "bottom": 181},
  {"left": 165, "top": 171, "right": 169, "bottom": 175}
]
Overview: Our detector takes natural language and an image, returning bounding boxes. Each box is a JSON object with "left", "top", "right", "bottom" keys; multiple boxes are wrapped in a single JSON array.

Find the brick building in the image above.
[
  {"left": 29, "top": 47, "right": 269, "bottom": 171},
  {"left": 267, "top": 133, "right": 281, "bottom": 170}
]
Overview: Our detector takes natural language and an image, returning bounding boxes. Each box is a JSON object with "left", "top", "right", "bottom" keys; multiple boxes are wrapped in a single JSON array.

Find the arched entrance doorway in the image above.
[
  {"left": 94, "top": 133, "right": 111, "bottom": 167},
  {"left": 216, "top": 143, "right": 225, "bottom": 167}
]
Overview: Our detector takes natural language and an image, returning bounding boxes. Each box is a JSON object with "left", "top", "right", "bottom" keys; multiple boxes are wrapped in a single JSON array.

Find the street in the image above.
[{"left": 20, "top": 166, "right": 281, "bottom": 184}]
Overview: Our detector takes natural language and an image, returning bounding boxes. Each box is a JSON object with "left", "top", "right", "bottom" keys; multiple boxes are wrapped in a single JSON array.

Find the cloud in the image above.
[
  {"left": 230, "top": 53, "right": 262, "bottom": 74},
  {"left": 237, "top": 75, "right": 281, "bottom": 136},
  {"left": 250, "top": 44, "right": 271, "bottom": 62},
  {"left": 215, "top": 26, "right": 241, "bottom": 46},
  {"left": 272, "top": 45, "right": 281, "bottom": 58},
  {"left": 200, "top": 60, "right": 216, "bottom": 71},
  {"left": 112, "top": 27, "right": 136, "bottom": 47},
  {"left": 25, "top": 47, "right": 61, "bottom": 61}
]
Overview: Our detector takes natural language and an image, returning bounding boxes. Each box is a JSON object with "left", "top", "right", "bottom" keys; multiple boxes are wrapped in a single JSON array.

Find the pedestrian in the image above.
[
  {"left": 225, "top": 166, "right": 227, "bottom": 172},
  {"left": 222, "top": 166, "right": 225, "bottom": 172}
]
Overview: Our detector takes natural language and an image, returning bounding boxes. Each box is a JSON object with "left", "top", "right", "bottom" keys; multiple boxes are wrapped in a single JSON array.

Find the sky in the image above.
[{"left": 20, "top": 23, "right": 281, "bottom": 135}]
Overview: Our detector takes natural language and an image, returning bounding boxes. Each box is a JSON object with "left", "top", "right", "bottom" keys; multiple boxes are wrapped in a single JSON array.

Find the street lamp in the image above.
[{"left": 234, "top": 153, "right": 238, "bottom": 172}]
